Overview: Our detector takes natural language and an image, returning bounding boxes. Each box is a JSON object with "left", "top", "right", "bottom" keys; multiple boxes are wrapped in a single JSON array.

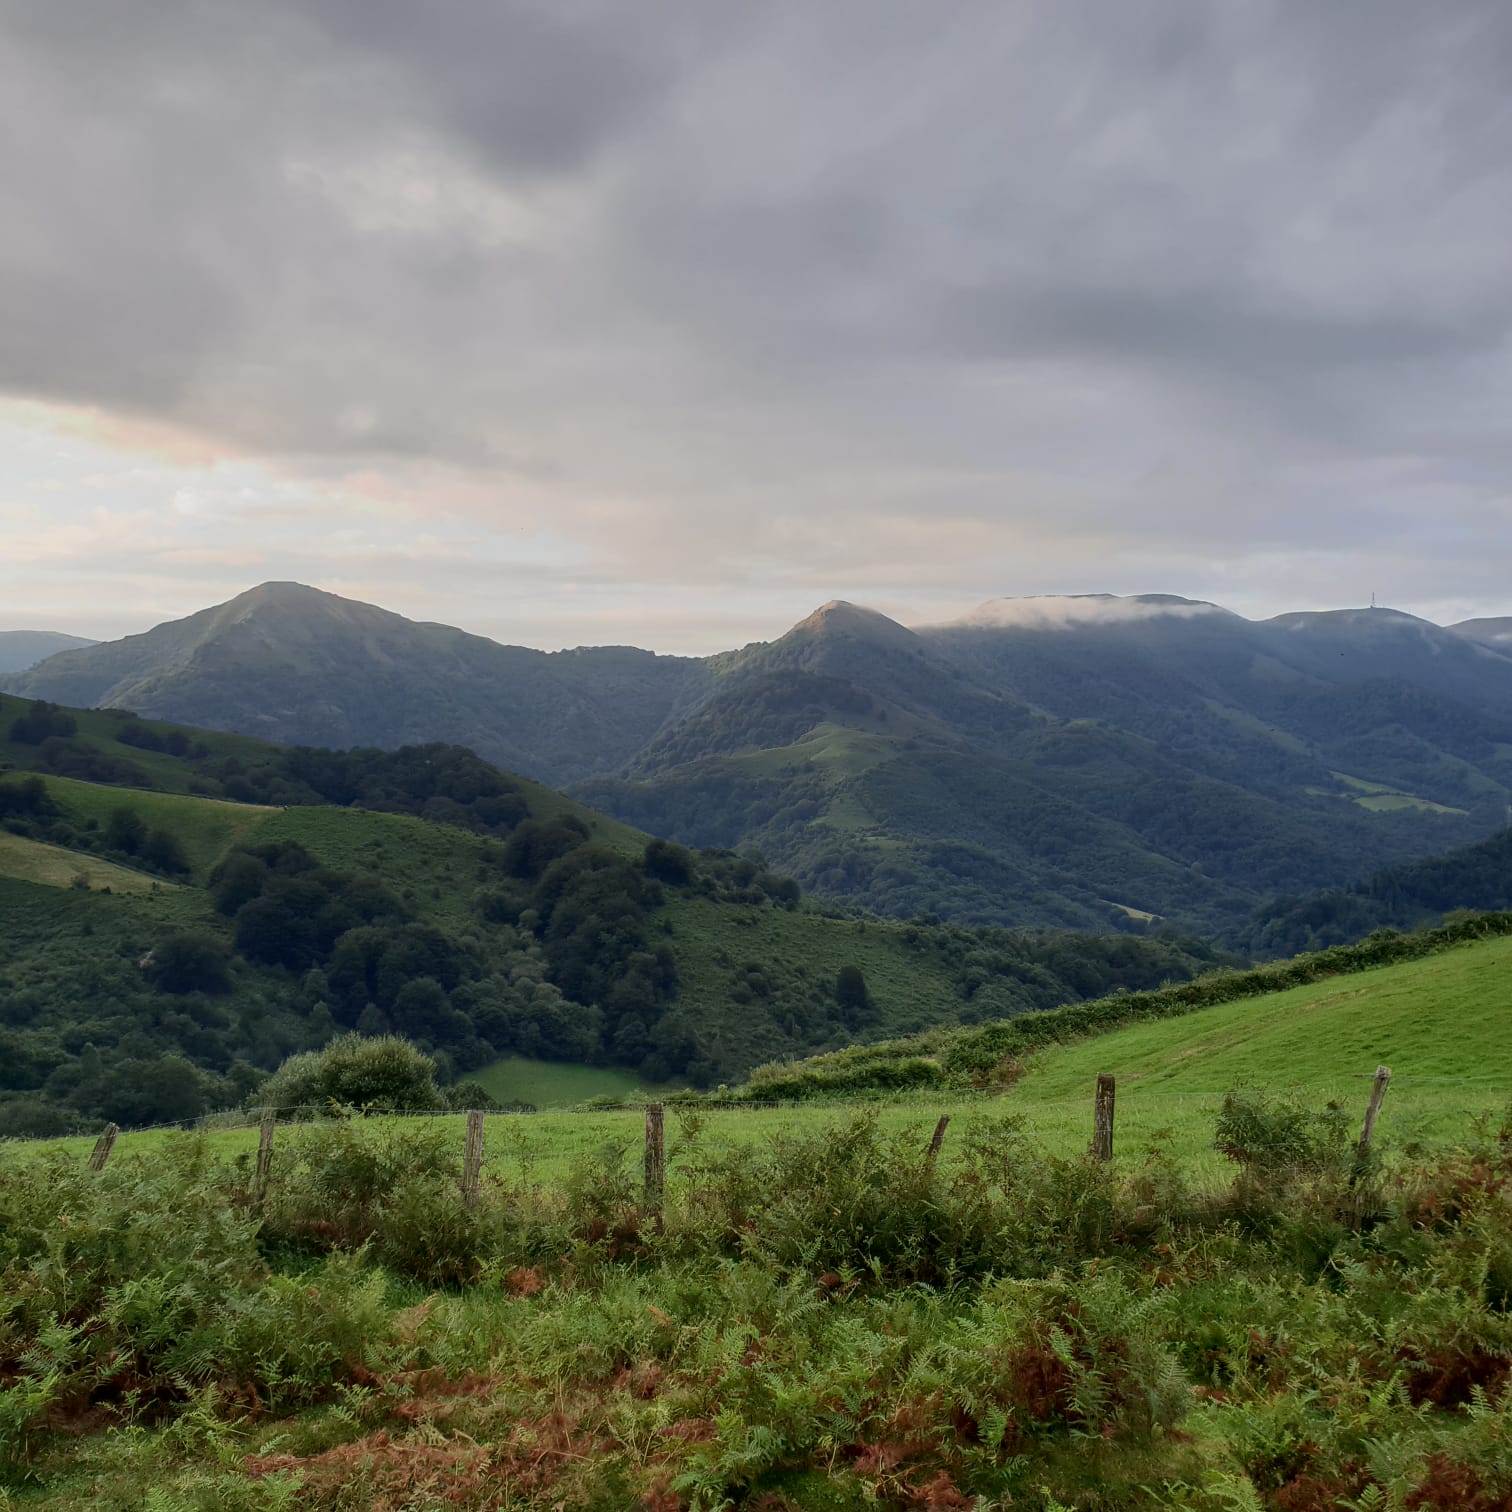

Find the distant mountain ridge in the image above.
[
  {"left": 10, "top": 583, "right": 1512, "bottom": 932},
  {"left": 0, "top": 630, "right": 95, "bottom": 674},
  {"left": 7, "top": 583, "right": 710, "bottom": 785}
]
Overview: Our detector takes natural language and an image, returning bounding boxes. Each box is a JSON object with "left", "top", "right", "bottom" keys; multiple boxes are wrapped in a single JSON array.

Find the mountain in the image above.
[
  {"left": 8, "top": 582, "right": 708, "bottom": 784},
  {"left": 0, "top": 692, "right": 1219, "bottom": 1134},
  {"left": 0, "top": 630, "right": 95, "bottom": 674},
  {"left": 11, "top": 584, "right": 1512, "bottom": 933},
  {"left": 585, "top": 595, "right": 1512, "bottom": 931}
]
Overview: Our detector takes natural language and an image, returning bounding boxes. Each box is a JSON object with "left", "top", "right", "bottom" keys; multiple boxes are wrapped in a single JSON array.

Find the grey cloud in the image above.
[{"left": 3, "top": 0, "right": 1512, "bottom": 634}]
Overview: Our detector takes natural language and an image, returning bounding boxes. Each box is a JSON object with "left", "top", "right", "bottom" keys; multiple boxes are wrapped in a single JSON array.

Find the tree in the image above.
[
  {"left": 502, "top": 815, "right": 589, "bottom": 881},
  {"left": 835, "top": 964, "right": 872, "bottom": 1026},
  {"left": 141, "top": 827, "right": 190, "bottom": 876},
  {"left": 105, "top": 806, "right": 146, "bottom": 855},
  {"left": 643, "top": 838, "right": 695, "bottom": 885},
  {"left": 8, "top": 700, "right": 76, "bottom": 745},
  {"left": 145, "top": 932, "right": 232, "bottom": 995},
  {"left": 95, "top": 1055, "right": 210, "bottom": 1126},
  {"left": 390, "top": 977, "right": 455, "bottom": 1040}
]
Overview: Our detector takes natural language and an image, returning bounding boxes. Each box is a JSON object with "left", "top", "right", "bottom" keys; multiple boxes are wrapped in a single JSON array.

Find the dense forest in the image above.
[{"left": 1240, "top": 823, "right": 1512, "bottom": 955}]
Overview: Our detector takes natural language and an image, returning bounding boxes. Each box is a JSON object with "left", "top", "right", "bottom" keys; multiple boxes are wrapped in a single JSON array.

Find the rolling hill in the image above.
[
  {"left": 10, "top": 583, "right": 1512, "bottom": 932},
  {"left": 0, "top": 692, "right": 1220, "bottom": 1134}
]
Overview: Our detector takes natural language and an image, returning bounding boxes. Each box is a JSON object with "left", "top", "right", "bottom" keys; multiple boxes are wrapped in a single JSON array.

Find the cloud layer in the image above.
[{"left": 3, "top": 1, "right": 1511, "bottom": 648}]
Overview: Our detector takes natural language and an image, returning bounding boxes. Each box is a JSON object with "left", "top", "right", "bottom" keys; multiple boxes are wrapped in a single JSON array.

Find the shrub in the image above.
[
  {"left": 260, "top": 1123, "right": 494, "bottom": 1283},
  {"left": 104, "top": 805, "right": 146, "bottom": 855},
  {"left": 1213, "top": 1086, "right": 1352, "bottom": 1177},
  {"left": 257, "top": 1034, "right": 447, "bottom": 1117},
  {"left": 141, "top": 826, "right": 191, "bottom": 875}
]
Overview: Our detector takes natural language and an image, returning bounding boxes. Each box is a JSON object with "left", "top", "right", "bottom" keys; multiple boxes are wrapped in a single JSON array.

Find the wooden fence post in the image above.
[
  {"left": 1357, "top": 1066, "right": 1391, "bottom": 1157},
  {"left": 254, "top": 1109, "right": 276, "bottom": 1204},
  {"left": 644, "top": 1103, "right": 665, "bottom": 1228},
  {"left": 924, "top": 1116, "right": 950, "bottom": 1170},
  {"left": 88, "top": 1123, "right": 119, "bottom": 1172},
  {"left": 461, "top": 1109, "right": 485, "bottom": 1209},
  {"left": 1091, "top": 1075, "right": 1115, "bottom": 1163}
]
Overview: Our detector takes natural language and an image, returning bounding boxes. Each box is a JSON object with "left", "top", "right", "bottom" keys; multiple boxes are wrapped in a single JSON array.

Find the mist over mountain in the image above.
[
  {"left": 0, "top": 631, "right": 95, "bottom": 675},
  {"left": 10, "top": 583, "right": 1511, "bottom": 933},
  {"left": 1453, "top": 617, "right": 1512, "bottom": 651}
]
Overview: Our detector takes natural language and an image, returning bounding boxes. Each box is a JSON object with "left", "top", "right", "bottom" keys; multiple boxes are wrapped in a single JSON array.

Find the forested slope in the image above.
[{"left": 0, "top": 694, "right": 1221, "bottom": 1132}]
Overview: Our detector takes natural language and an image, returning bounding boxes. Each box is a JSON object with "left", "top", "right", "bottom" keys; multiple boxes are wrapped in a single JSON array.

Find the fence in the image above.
[{"left": 64, "top": 1068, "right": 1411, "bottom": 1212}]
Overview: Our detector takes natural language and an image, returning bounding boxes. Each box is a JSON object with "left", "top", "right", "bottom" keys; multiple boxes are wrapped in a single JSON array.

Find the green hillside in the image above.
[
  {"left": 579, "top": 600, "right": 1509, "bottom": 932},
  {"left": 741, "top": 916, "right": 1512, "bottom": 1153},
  {"left": 0, "top": 831, "right": 166, "bottom": 894},
  {"left": 0, "top": 699, "right": 1221, "bottom": 1134},
  {"left": 1000, "top": 929, "right": 1512, "bottom": 1167}
]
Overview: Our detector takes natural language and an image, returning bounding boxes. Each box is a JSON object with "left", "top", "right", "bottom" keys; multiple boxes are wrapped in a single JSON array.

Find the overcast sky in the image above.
[{"left": 3, "top": 1, "right": 1511, "bottom": 651}]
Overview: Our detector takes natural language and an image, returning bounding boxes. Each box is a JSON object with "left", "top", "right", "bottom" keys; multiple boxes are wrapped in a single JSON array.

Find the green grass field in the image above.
[
  {"left": 20, "top": 931, "right": 1512, "bottom": 1190},
  {"left": 1005, "top": 929, "right": 1512, "bottom": 1165},
  {"left": 0, "top": 829, "right": 169, "bottom": 893},
  {"left": 471, "top": 1056, "right": 679, "bottom": 1107}
]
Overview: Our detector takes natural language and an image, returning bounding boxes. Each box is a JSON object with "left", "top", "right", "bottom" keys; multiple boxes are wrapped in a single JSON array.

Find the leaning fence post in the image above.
[
  {"left": 1357, "top": 1066, "right": 1391, "bottom": 1158},
  {"left": 1091, "top": 1075, "right": 1115, "bottom": 1163},
  {"left": 254, "top": 1109, "right": 276, "bottom": 1204},
  {"left": 461, "top": 1109, "right": 486, "bottom": 1209},
  {"left": 644, "top": 1102, "right": 665, "bottom": 1228},
  {"left": 924, "top": 1115, "right": 950, "bottom": 1170},
  {"left": 88, "top": 1123, "right": 119, "bottom": 1172}
]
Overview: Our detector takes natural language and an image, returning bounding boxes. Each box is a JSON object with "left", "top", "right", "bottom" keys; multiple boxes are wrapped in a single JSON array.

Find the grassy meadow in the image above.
[
  {"left": 0, "top": 829, "right": 167, "bottom": 894},
  {"left": 3, "top": 932, "right": 1512, "bottom": 1507}
]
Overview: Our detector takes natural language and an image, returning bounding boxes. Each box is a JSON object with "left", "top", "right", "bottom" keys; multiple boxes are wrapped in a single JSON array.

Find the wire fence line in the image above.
[{"left": 5, "top": 1071, "right": 1509, "bottom": 1149}]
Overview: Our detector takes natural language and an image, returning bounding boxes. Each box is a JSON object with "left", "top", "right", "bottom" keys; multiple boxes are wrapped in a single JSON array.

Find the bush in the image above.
[
  {"left": 141, "top": 826, "right": 190, "bottom": 875},
  {"left": 643, "top": 838, "right": 695, "bottom": 885},
  {"left": 257, "top": 1033, "right": 447, "bottom": 1116},
  {"left": 104, "top": 805, "right": 146, "bottom": 855},
  {"left": 260, "top": 1123, "right": 494, "bottom": 1283},
  {"left": 145, "top": 932, "right": 232, "bottom": 995}
]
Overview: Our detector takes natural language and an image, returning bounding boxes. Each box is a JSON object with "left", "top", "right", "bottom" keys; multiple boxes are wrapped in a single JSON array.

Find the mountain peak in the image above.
[
  {"left": 788, "top": 600, "right": 919, "bottom": 645},
  {"left": 219, "top": 581, "right": 356, "bottom": 619},
  {"left": 0, "top": 630, "right": 98, "bottom": 675}
]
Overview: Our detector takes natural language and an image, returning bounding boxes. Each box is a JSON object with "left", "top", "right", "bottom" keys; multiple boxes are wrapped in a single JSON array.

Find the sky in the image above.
[{"left": 3, "top": 1, "right": 1511, "bottom": 653}]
